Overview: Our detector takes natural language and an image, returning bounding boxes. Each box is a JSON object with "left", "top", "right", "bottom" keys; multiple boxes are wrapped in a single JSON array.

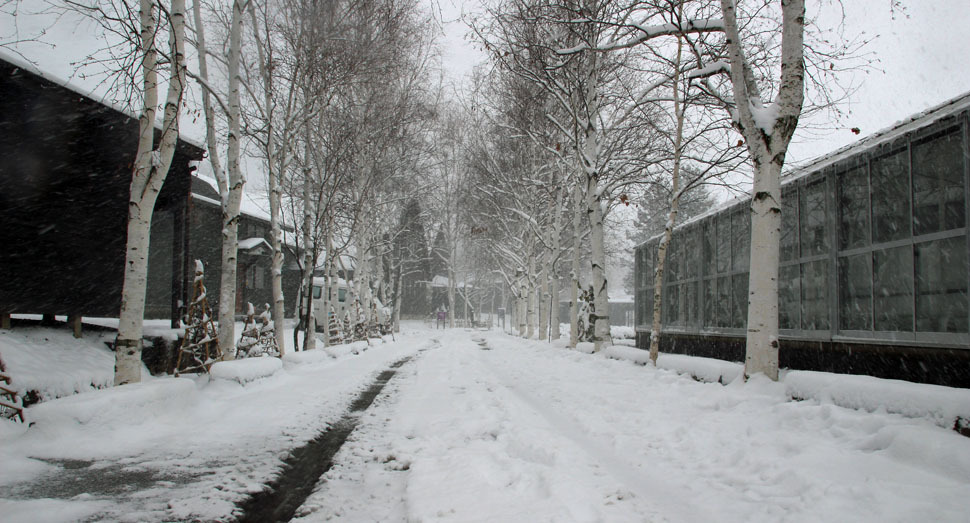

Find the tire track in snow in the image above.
[
  {"left": 234, "top": 345, "right": 430, "bottom": 523},
  {"left": 473, "top": 337, "right": 712, "bottom": 523}
]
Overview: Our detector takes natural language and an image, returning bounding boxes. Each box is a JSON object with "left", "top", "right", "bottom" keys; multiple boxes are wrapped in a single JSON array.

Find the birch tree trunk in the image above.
[
  {"left": 587, "top": 190, "right": 610, "bottom": 351},
  {"left": 538, "top": 250, "right": 549, "bottom": 341},
  {"left": 216, "top": 0, "right": 245, "bottom": 360},
  {"left": 393, "top": 260, "right": 403, "bottom": 333},
  {"left": 720, "top": 0, "right": 806, "bottom": 380},
  {"left": 301, "top": 165, "right": 316, "bottom": 351},
  {"left": 569, "top": 182, "right": 582, "bottom": 347},
  {"left": 268, "top": 155, "right": 286, "bottom": 356},
  {"left": 649, "top": 28, "right": 686, "bottom": 365},
  {"left": 549, "top": 179, "right": 564, "bottom": 341},
  {"left": 115, "top": 0, "right": 187, "bottom": 385},
  {"left": 249, "top": 4, "right": 287, "bottom": 356},
  {"left": 447, "top": 264, "right": 456, "bottom": 328},
  {"left": 526, "top": 255, "right": 536, "bottom": 339}
]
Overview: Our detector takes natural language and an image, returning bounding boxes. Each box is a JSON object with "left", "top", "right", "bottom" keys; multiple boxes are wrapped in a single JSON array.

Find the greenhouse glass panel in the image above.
[
  {"left": 732, "top": 273, "right": 748, "bottom": 328},
  {"left": 641, "top": 289, "right": 654, "bottom": 327},
  {"left": 873, "top": 246, "right": 914, "bottom": 331},
  {"left": 871, "top": 150, "right": 911, "bottom": 244},
  {"left": 732, "top": 211, "right": 750, "bottom": 271},
  {"left": 779, "top": 265, "right": 800, "bottom": 329},
  {"left": 916, "top": 237, "right": 968, "bottom": 333},
  {"left": 717, "top": 276, "right": 732, "bottom": 327},
  {"left": 667, "top": 237, "right": 680, "bottom": 282},
  {"left": 838, "top": 253, "right": 872, "bottom": 330},
  {"left": 703, "top": 279, "right": 716, "bottom": 328},
  {"left": 781, "top": 191, "right": 798, "bottom": 261},
  {"left": 800, "top": 179, "right": 829, "bottom": 256},
  {"left": 686, "top": 228, "right": 699, "bottom": 279},
  {"left": 838, "top": 165, "right": 869, "bottom": 250},
  {"left": 800, "top": 260, "right": 829, "bottom": 330},
  {"left": 687, "top": 281, "right": 698, "bottom": 326},
  {"left": 668, "top": 283, "right": 682, "bottom": 325},
  {"left": 912, "top": 131, "right": 965, "bottom": 235},
  {"left": 636, "top": 289, "right": 646, "bottom": 326},
  {"left": 634, "top": 249, "right": 642, "bottom": 291},
  {"left": 643, "top": 245, "right": 655, "bottom": 290},
  {"left": 703, "top": 222, "right": 716, "bottom": 276},
  {"left": 717, "top": 216, "right": 731, "bottom": 274}
]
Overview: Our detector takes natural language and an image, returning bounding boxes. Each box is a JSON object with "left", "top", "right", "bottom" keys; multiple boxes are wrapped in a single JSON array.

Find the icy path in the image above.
[{"left": 295, "top": 330, "right": 970, "bottom": 523}]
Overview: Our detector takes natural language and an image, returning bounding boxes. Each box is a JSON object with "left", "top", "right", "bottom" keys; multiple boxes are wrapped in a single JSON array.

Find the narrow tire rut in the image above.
[{"left": 234, "top": 356, "right": 412, "bottom": 523}]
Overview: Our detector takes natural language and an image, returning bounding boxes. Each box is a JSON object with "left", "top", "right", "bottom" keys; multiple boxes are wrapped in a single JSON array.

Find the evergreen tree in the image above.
[{"left": 395, "top": 199, "right": 432, "bottom": 317}]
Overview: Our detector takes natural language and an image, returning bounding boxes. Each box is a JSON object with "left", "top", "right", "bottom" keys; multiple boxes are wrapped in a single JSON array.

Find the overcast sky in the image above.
[
  {"left": 433, "top": 0, "right": 970, "bottom": 167},
  {"left": 4, "top": 1, "right": 970, "bottom": 171}
]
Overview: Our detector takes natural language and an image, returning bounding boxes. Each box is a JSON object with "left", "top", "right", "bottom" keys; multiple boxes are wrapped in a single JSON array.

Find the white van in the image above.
[{"left": 310, "top": 277, "right": 389, "bottom": 332}]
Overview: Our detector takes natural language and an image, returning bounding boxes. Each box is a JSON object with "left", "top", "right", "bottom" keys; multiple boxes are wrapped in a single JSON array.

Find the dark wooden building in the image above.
[{"left": 0, "top": 55, "right": 299, "bottom": 329}]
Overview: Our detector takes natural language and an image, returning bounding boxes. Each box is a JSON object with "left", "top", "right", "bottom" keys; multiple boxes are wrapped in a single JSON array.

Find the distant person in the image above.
[{"left": 436, "top": 307, "right": 447, "bottom": 329}]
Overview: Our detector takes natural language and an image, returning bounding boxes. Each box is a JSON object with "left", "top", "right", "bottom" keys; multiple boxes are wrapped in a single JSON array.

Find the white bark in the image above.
[
  {"left": 526, "top": 255, "right": 536, "bottom": 339},
  {"left": 587, "top": 189, "right": 610, "bottom": 351},
  {"left": 301, "top": 163, "right": 316, "bottom": 351},
  {"left": 216, "top": 0, "right": 245, "bottom": 359},
  {"left": 538, "top": 250, "right": 549, "bottom": 341},
  {"left": 447, "top": 265, "right": 456, "bottom": 329},
  {"left": 392, "top": 260, "right": 403, "bottom": 332},
  {"left": 569, "top": 182, "right": 582, "bottom": 347},
  {"left": 649, "top": 28, "right": 686, "bottom": 365},
  {"left": 578, "top": 48, "right": 609, "bottom": 352},
  {"left": 549, "top": 179, "right": 564, "bottom": 341},
  {"left": 720, "top": 0, "right": 806, "bottom": 380},
  {"left": 115, "top": 0, "right": 187, "bottom": 385},
  {"left": 248, "top": 3, "right": 287, "bottom": 356}
]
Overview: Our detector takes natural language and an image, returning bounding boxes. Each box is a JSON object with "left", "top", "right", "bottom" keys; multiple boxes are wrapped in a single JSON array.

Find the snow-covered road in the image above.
[
  {"left": 2, "top": 325, "right": 969, "bottom": 522},
  {"left": 297, "top": 330, "right": 970, "bottom": 522}
]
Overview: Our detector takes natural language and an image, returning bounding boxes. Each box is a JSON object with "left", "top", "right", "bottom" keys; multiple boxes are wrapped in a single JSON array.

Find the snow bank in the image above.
[
  {"left": 611, "top": 325, "right": 636, "bottom": 339},
  {"left": 27, "top": 378, "right": 197, "bottom": 428},
  {"left": 0, "top": 497, "right": 110, "bottom": 523},
  {"left": 210, "top": 357, "right": 282, "bottom": 385},
  {"left": 324, "top": 340, "right": 370, "bottom": 359},
  {"left": 601, "top": 346, "right": 744, "bottom": 384},
  {"left": 573, "top": 342, "right": 595, "bottom": 354},
  {"left": 0, "top": 327, "right": 115, "bottom": 401},
  {"left": 602, "top": 344, "right": 653, "bottom": 365},
  {"left": 785, "top": 370, "right": 970, "bottom": 429},
  {"left": 658, "top": 353, "right": 744, "bottom": 384},
  {"left": 283, "top": 348, "right": 335, "bottom": 365},
  {"left": 282, "top": 339, "right": 384, "bottom": 365}
]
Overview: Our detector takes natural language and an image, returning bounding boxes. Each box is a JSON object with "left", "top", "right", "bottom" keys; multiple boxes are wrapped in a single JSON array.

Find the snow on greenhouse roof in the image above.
[{"left": 781, "top": 89, "right": 970, "bottom": 184}]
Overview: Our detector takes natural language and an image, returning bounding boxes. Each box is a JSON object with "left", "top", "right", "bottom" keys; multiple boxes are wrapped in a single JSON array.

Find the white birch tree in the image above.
[
  {"left": 720, "top": 0, "right": 805, "bottom": 380},
  {"left": 115, "top": 0, "right": 188, "bottom": 385}
]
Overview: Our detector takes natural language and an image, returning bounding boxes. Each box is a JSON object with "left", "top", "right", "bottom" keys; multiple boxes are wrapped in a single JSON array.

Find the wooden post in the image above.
[
  {"left": 68, "top": 314, "right": 82, "bottom": 338},
  {"left": 1, "top": 313, "right": 10, "bottom": 330}
]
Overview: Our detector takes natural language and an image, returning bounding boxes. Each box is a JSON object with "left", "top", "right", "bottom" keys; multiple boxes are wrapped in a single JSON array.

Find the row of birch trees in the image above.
[
  {"left": 467, "top": 0, "right": 859, "bottom": 380},
  {"left": 58, "top": 0, "right": 437, "bottom": 385}
]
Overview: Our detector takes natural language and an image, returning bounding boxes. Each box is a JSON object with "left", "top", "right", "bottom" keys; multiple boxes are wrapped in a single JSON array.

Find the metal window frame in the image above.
[{"left": 635, "top": 110, "right": 970, "bottom": 350}]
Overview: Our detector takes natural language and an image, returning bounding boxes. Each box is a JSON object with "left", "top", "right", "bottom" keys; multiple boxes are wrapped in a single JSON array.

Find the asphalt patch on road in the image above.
[
  {"left": 0, "top": 458, "right": 203, "bottom": 500},
  {"left": 234, "top": 356, "right": 412, "bottom": 523}
]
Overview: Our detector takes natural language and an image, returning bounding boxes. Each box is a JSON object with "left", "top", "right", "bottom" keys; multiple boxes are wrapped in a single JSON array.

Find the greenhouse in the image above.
[{"left": 634, "top": 92, "right": 970, "bottom": 387}]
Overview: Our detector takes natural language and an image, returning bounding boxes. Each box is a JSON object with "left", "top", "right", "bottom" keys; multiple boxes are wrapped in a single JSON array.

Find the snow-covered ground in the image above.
[{"left": 2, "top": 323, "right": 969, "bottom": 522}]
